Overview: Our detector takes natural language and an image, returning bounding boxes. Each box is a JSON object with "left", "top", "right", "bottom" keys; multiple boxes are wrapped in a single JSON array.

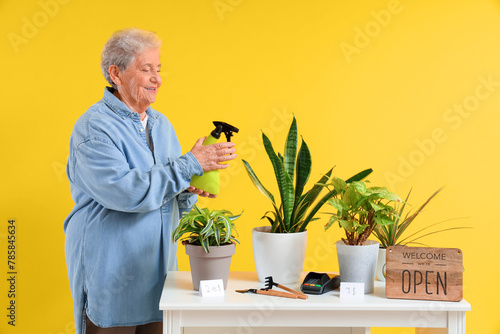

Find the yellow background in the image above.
[{"left": 1, "top": 0, "right": 499, "bottom": 333}]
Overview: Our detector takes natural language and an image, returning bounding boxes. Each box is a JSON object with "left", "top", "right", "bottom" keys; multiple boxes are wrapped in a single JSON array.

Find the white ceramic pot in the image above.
[
  {"left": 375, "top": 247, "right": 387, "bottom": 282},
  {"left": 252, "top": 226, "right": 307, "bottom": 284},
  {"left": 336, "top": 240, "right": 379, "bottom": 294}
]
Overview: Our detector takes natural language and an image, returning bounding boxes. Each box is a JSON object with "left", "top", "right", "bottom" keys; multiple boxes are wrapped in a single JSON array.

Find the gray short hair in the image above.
[{"left": 101, "top": 28, "right": 161, "bottom": 88}]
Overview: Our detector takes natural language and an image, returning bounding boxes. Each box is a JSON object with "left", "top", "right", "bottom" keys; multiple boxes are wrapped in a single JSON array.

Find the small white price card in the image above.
[
  {"left": 340, "top": 282, "right": 364, "bottom": 299},
  {"left": 199, "top": 279, "right": 225, "bottom": 297}
]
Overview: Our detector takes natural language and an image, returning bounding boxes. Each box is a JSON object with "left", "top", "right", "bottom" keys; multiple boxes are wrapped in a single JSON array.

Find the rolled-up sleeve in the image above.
[{"left": 177, "top": 190, "right": 198, "bottom": 216}]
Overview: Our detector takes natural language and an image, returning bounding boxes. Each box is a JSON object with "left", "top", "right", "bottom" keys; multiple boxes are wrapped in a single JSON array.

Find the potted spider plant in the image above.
[
  {"left": 242, "top": 115, "right": 372, "bottom": 283},
  {"left": 172, "top": 205, "right": 242, "bottom": 291},
  {"left": 372, "top": 187, "right": 469, "bottom": 281},
  {"left": 323, "top": 177, "right": 400, "bottom": 293}
]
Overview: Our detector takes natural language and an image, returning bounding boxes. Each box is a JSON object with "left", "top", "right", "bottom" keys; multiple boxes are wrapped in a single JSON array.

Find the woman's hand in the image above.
[
  {"left": 190, "top": 137, "right": 237, "bottom": 172},
  {"left": 186, "top": 186, "right": 217, "bottom": 198}
]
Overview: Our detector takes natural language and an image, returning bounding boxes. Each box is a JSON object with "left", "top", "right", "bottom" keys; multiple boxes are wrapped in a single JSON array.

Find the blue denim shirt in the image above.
[{"left": 64, "top": 87, "right": 202, "bottom": 332}]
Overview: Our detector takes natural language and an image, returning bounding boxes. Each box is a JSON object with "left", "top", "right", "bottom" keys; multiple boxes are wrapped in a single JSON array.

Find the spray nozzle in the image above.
[{"left": 211, "top": 121, "right": 239, "bottom": 142}]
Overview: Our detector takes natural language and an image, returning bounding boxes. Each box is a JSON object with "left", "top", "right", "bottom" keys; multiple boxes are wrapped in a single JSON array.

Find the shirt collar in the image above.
[{"left": 102, "top": 86, "right": 158, "bottom": 121}]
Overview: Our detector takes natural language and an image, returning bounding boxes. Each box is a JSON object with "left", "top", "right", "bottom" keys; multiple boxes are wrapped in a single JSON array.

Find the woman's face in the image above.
[{"left": 114, "top": 47, "right": 162, "bottom": 112}]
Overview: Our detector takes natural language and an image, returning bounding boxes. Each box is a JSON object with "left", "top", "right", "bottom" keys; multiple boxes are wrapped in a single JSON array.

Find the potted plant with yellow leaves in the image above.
[
  {"left": 172, "top": 205, "right": 242, "bottom": 291},
  {"left": 243, "top": 116, "right": 372, "bottom": 283},
  {"left": 323, "top": 177, "right": 400, "bottom": 294}
]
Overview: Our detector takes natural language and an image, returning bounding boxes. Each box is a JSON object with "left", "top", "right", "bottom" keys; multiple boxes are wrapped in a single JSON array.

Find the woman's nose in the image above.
[{"left": 151, "top": 72, "right": 162, "bottom": 85}]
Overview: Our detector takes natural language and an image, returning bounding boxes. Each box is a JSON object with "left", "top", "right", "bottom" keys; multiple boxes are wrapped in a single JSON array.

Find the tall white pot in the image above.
[
  {"left": 375, "top": 247, "right": 387, "bottom": 282},
  {"left": 252, "top": 226, "right": 307, "bottom": 284},
  {"left": 336, "top": 240, "right": 379, "bottom": 294}
]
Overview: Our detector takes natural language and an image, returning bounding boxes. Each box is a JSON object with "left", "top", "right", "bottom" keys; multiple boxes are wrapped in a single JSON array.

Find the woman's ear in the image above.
[{"left": 108, "top": 65, "right": 122, "bottom": 86}]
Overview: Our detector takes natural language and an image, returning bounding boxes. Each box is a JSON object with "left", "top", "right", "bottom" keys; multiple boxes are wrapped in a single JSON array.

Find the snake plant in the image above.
[
  {"left": 172, "top": 205, "right": 242, "bottom": 253},
  {"left": 242, "top": 116, "right": 372, "bottom": 233}
]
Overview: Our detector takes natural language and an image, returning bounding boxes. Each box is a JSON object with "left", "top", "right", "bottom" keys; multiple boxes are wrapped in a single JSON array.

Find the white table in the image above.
[{"left": 159, "top": 271, "right": 470, "bottom": 334}]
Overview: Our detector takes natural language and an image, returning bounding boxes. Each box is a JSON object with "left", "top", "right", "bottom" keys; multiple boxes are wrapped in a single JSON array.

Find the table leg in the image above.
[
  {"left": 163, "top": 310, "right": 181, "bottom": 334},
  {"left": 447, "top": 311, "right": 466, "bottom": 334},
  {"left": 415, "top": 311, "right": 466, "bottom": 334}
]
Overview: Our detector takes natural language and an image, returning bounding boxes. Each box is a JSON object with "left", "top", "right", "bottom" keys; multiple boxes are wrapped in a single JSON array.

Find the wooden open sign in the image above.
[{"left": 385, "top": 246, "right": 463, "bottom": 302}]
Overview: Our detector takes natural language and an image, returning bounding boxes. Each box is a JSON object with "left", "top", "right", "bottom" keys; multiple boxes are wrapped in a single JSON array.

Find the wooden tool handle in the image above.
[
  {"left": 257, "top": 290, "right": 298, "bottom": 299},
  {"left": 277, "top": 284, "right": 309, "bottom": 299}
]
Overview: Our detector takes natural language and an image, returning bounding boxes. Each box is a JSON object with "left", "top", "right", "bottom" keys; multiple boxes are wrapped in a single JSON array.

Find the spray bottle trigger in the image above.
[{"left": 213, "top": 121, "right": 239, "bottom": 142}]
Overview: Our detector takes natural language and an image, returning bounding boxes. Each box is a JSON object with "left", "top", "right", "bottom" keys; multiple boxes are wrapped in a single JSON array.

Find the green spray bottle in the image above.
[{"left": 190, "top": 121, "right": 239, "bottom": 195}]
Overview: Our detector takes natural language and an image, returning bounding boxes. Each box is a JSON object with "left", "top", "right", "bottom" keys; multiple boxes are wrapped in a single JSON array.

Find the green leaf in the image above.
[
  {"left": 200, "top": 218, "right": 214, "bottom": 235},
  {"left": 343, "top": 186, "right": 359, "bottom": 207},
  {"left": 356, "top": 224, "right": 368, "bottom": 234},
  {"left": 328, "top": 198, "right": 345, "bottom": 212},
  {"left": 350, "top": 181, "right": 368, "bottom": 195},
  {"left": 261, "top": 214, "right": 275, "bottom": 227},
  {"left": 284, "top": 116, "right": 298, "bottom": 183},
  {"left": 375, "top": 216, "right": 394, "bottom": 225},
  {"left": 263, "top": 132, "right": 295, "bottom": 229},
  {"left": 345, "top": 169, "right": 373, "bottom": 184},
  {"left": 201, "top": 237, "right": 210, "bottom": 253},
  {"left": 295, "top": 167, "right": 335, "bottom": 231},
  {"left": 278, "top": 152, "right": 284, "bottom": 164},
  {"left": 219, "top": 216, "right": 232, "bottom": 243},
  {"left": 340, "top": 219, "right": 355, "bottom": 232},
  {"left": 193, "top": 205, "right": 204, "bottom": 215},
  {"left": 370, "top": 201, "right": 386, "bottom": 212},
  {"left": 270, "top": 203, "right": 285, "bottom": 233},
  {"left": 290, "top": 194, "right": 310, "bottom": 228},
  {"left": 214, "top": 223, "right": 221, "bottom": 245},
  {"left": 294, "top": 138, "right": 311, "bottom": 205},
  {"left": 324, "top": 215, "right": 339, "bottom": 230},
  {"left": 332, "top": 177, "right": 347, "bottom": 192},
  {"left": 369, "top": 187, "right": 401, "bottom": 202},
  {"left": 242, "top": 159, "right": 275, "bottom": 204},
  {"left": 299, "top": 168, "right": 334, "bottom": 209}
]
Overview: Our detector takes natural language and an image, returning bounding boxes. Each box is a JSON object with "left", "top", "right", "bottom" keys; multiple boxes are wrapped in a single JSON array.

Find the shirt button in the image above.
[{"left": 140, "top": 129, "right": 144, "bottom": 132}]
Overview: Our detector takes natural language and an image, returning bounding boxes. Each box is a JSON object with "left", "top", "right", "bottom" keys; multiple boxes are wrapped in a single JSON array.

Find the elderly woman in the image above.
[{"left": 64, "top": 28, "right": 236, "bottom": 334}]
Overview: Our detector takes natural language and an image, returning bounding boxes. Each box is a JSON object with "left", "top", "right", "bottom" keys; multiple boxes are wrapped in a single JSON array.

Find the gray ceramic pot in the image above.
[
  {"left": 336, "top": 240, "right": 379, "bottom": 294},
  {"left": 185, "top": 243, "right": 236, "bottom": 291}
]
